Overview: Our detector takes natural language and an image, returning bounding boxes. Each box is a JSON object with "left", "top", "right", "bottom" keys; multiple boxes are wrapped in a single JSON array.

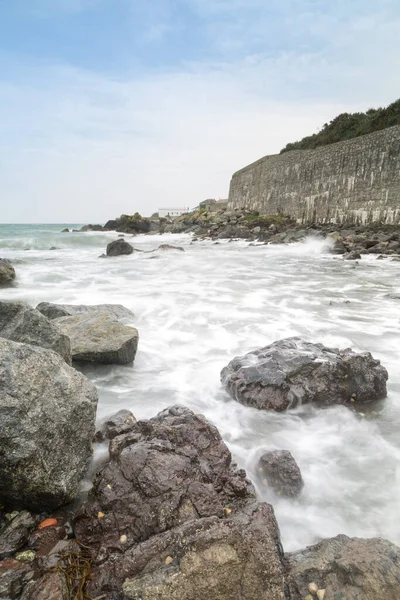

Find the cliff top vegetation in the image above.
[{"left": 280, "top": 98, "right": 400, "bottom": 153}]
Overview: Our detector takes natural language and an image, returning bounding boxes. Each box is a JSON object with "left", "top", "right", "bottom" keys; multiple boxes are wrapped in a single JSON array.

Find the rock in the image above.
[
  {"left": 0, "top": 559, "right": 34, "bottom": 599},
  {"left": 0, "top": 259, "right": 16, "bottom": 286},
  {"left": 106, "top": 239, "right": 134, "bottom": 257},
  {"left": 15, "top": 551, "right": 36, "bottom": 563},
  {"left": 20, "top": 572, "right": 69, "bottom": 600},
  {"left": 258, "top": 450, "right": 304, "bottom": 498},
  {"left": 330, "top": 240, "right": 347, "bottom": 254},
  {"left": 97, "top": 409, "right": 137, "bottom": 441},
  {"left": 104, "top": 219, "right": 118, "bottom": 230},
  {"left": 344, "top": 250, "right": 361, "bottom": 260},
  {"left": 60, "top": 228, "right": 69, "bottom": 233},
  {"left": 221, "top": 337, "right": 388, "bottom": 412},
  {"left": 0, "top": 301, "right": 71, "bottom": 364},
  {"left": 75, "top": 406, "right": 286, "bottom": 600},
  {"left": 286, "top": 534, "right": 400, "bottom": 600},
  {"left": 157, "top": 244, "right": 185, "bottom": 252},
  {"left": 0, "top": 512, "right": 37, "bottom": 559},
  {"left": 55, "top": 313, "right": 139, "bottom": 364},
  {"left": 78, "top": 224, "right": 104, "bottom": 232},
  {"left": 0, "top": 339, "right": 98, "bottom": 511},
  {"left": 36, "top": 302, "right": 134, "bottom": 322}
]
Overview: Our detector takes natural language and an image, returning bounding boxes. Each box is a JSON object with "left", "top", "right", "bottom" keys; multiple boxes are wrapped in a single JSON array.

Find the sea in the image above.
[{"left": 1, "top": 223, "right": 400, "bottom": 552}]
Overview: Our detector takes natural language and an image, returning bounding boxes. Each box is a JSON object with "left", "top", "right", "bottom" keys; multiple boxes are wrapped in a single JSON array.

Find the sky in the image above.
[{"left": 0, "top": 0, "right": 399, "bottom": 223}]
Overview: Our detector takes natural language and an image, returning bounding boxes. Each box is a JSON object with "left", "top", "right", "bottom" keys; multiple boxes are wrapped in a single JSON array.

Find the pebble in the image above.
[
  {"left": 165, "top": 556, "right": 174, "bottom": 565},
  {"left": 120, "top": 535, "right": 127, "bottom": 544},
  {"left": 304, "top": 595, "right": 314, "bottom": 600},
  {"left": 308, "top": 583, "right": 319, "bottom": 594},
  {"left": 317, "top": 590, "right": 326, "bottom": 600},
  {"left": 38, "top": 518, "right": 58, "bottom": 529},
  {"left": 224, "top": 507, "right": 232, "bottom": 516},
  {"left": 16, "top": 550, "right": 36, "bottom": 562},
  {"left": 97, "top": 512, "right": 105, "bottom": 519}
]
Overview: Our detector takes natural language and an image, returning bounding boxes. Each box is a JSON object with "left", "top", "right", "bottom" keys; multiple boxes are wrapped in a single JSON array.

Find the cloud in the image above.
[{"left": 1, "top": 0, "right": 399, "bottom": 222}]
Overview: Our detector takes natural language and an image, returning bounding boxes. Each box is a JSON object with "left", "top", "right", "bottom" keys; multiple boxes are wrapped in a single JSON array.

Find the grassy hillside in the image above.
[{"left": 280, "top": 99, "right": 400, "bottom": 153}]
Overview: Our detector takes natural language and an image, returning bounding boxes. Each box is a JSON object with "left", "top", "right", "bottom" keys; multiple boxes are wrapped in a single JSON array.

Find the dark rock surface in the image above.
[
  {"left": 0, "top": 512, "right": 38, "bottom": 560},
  {"left": 221, "top": 337, "right": 388, "bottom": 412},
  {"left": 55, "top": 312, "right": 139, "bottom": 364},
  {"left": 0, "top": 558, "right": 34, "bottom": 599},
  {"left": 75, "top": 405, "right": 286, "bottom": 600},
  {"left": 106, "top": 239, "right": 134, "bottom": 257},
  {"left": 78, "top": 224, "right": 104, "bottom": 232},
  {"left": 0, "top": 259, "right": 16, "bottom": 286},
  {"left": 258, "top": 450, "right": 304, "bottom": 498},
  {"left": 20, "top": 572, "right": 69, "bottom": 600},
  {"left": 36, "top": 302, "right": 134, "bottom": 322},
  {"left": 0, "top": 301, "right": 71, "bottom": 364},
  {"left": 286, "top": 534, "right": 400, "bottom": 600},
  {"left": 0, "top": 338, "right": 98, "bottom": 511},
  {"left": 96, "top": 409, "right": 137, "bottom": 442}
]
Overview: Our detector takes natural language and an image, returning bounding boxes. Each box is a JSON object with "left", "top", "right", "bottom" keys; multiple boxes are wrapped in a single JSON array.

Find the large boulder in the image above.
[
  {"left": 286, "top": 534, "right": 400, "bottom": 600},
  {"left": 0, "top": 259, "right": 16, "bottom": 286},
  {"left": 106, "top": 239, "right": 134, "bottom": 256},
  {"left": 258, "top": 450, "right": 304, "bottom": 498},
  {"left": 0, "top": 339, "right": 98, "bottom": 511},
  {"left": 75, "top": 406, "right": 286, "bottom": 600},
  {"left": 36, "top": 302, "right": 134, "bottom": 322},
  {"left": 221, "top": 337, "right": 388, "bottom": 412},
  {"left": 0, "top": 301, "right": 71, "bottom": 364},
  {"left": 55, "top": 312, "right": 139, "bottom": 364}
]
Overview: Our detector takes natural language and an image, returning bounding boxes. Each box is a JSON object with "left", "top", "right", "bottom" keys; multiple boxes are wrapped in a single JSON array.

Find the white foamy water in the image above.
[{"left": 1, "top": 224, "right": 400, "bottom": 552}]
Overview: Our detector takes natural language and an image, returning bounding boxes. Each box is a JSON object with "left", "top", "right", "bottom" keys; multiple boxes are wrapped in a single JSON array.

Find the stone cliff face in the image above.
[{"left": 228, "top": 125, "right": 400, "bottom": 225}]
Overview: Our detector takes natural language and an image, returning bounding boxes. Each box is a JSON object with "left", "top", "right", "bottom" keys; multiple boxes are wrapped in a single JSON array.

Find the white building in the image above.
[{"left": 158, "top": 207, "right": 189, "bottom": 218}]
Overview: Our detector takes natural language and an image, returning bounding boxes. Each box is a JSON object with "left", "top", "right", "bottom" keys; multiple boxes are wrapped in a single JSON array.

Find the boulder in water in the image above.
[
  {"left": 55, "top": 312, "right": 139, "bottom": 364},
  {"left": 344, "top": 250, "right": 361, "bottom": 260},
  {"left": 0, "top": 259, "right": 16, "bottom": 286},
  {"left": 157, "top": 244, "right": 185, "bottom": 252},
  {"left": 0, "top": 301, "right": 71, "bottom": 364},
  {"left": 221, "top": 337, "right": 388, "bottom": 412},
  {"left": 75, "top": 406, "right": 286, "bottom": 600},
  {"left": 106, "top": 239, "right": 134, "bottom": 256},
  {"left": 258, "top": 450, "right": 304, "bottom": 498},
  {"left": 36, "top": 302, "right": 134, "bottom": 322},
  {"left": 0, "top": 338, "right": 98, "bottom": 511},
  {"left": 286, "top": 534, "right": 400, "bottom": 600}
]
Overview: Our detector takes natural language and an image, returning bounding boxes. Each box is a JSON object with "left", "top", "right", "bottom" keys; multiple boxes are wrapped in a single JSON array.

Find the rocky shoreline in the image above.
[
  {"left": 73, "top": 209, "right": 400, "bottom": 260},
  {"left": 1, "top": 295, "right": 400, "bottom": 599}
]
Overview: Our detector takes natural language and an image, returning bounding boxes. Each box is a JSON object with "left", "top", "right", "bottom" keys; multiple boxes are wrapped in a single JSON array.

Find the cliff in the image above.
[{"left": 228, "top": 125, "right": 400, "bottom": 225}]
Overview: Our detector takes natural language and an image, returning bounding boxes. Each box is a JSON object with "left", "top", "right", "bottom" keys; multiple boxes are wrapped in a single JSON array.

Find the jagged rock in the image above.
[
  {"left": 344, "top": 250, "right": 361, "bottom": 260},
  {"left": 0, "top": 301, "right": 71, "bottom": 364},
  {"left": 75, "top": 406, "right": 286, "bottom": 600},
  {"left": 0, "top": 512, "right": 37, "bottom": 559},
  {"left": 36, "top": 302, "right": 134, "bottom": 322},
  {"left": 0, "top": 339, "right": 98, "bottom": 511},
  {"left": 258, "top": 450, "right": 304, "bottom": 498},
  {"left": 55, "top": 313, "right": 139, "bottom": 364},
  {"left": 221, "top": 337, "right": 388, "bottom": 412},
  {"left": 0, "top": 259, "right": 16, "bottom": 286},
  {"left": 106, "top": 239, "right": 134, "bottom": 257},
  {"left": 286, "top": 534, "right": 400, "bottom": 600},
  {"left": 20, "top": 572, "right": 69, "bottom": 600},
  {"left": 0, "top": 558, "right": 34, "bottom": 599},
  {"left": 96, "top": 409, "right": 137, "bottom": 442}
]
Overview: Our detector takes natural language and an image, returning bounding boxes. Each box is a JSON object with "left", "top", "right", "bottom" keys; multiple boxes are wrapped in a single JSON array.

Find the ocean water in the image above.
[{"left": 1, "top": 223, "right": 400, "bottom": 552}]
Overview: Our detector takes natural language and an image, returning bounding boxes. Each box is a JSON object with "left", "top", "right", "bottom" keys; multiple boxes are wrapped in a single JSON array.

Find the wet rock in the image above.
[
  {"left": 20, "top": 572, "right": 69, "bottom": 600},
  {"left": 344, "top": 250, "right": 361, "bottom": 260},
  {"left": 0, "top": 559, "right": 34, "bottom": 599},
  {"left": 330, "top": 240, "right": 347, "bottom": 254},
  {"left": 157, "top": 244, "right": 185, "bottom": 252},
  {"left": 221, "top": 337, "right": 388, "bottom": 412},
  {"left": 60, "top": 228, "right": 69, "bottom": 233},
  {"left": 0, "top": 339, "right": 98, "bottom": 511},
  {"left": 286, "top": 534, "right": 400, "bottom": 600},
  {"left": 78, "top": 224, "right": 104, "bottom": 232},
  {"left": 258, "top": 450, "right": 304, "bottom": 498},
  {"left": 98, "top": 409, "right": 137, "bottom": 441},
  {"left": 106, "top": 239, "right": 134, "bottom": 257},
  {"left": 0, "top": 512, "right": 37, "bottom": 559},
  {"left": 0, "top": 259, "right": 16, "bottom": 286},
  {"left": 55, "top": 312, "right": 139, "bottom": 364},
  {"left": 0, "top": 301, "right": 71, "bottom": 364},
  {"left": 36, "top": 302, "right": 134, "bottom": 322},
  {"left": 75, "top": 406, "right": 286, "bottom": 600}
]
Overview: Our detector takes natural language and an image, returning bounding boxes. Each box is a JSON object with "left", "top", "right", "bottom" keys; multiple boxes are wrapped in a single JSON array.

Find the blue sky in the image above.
[{"left": 1, "top": 0, "right": 399, "bottom": 222}]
